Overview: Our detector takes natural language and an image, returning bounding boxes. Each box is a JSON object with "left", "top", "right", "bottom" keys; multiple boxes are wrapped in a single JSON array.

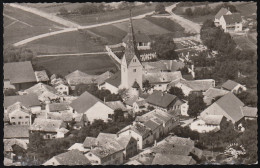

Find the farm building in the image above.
[
  {"left": 219, "top": 13, "right": 243, "bottom": 32},
  {"left": 214, "top": 8, "right": 232, "bottom": 26}
]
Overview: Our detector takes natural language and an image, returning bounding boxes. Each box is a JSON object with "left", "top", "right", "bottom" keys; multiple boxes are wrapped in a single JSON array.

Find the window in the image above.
[
  {"left": 18, "top": 122, "right": 21, "bottom": 125},
  {"left": 11, "top": 117, "right": 15, "bottom": 119},
  {"left": 19, "top": 116, "right": 22, "bottom": 119},
  {"left": 13, "top": 122, "right": 16, "bottom": 125},
  {"left": 25, "top": 116, "right": 29, "bottom": 118},
  {"left": 133, "top": 69, "right": 136, "bottom": 72}
]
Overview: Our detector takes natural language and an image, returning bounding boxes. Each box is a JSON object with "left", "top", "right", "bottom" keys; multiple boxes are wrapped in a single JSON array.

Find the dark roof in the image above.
[
  {"left": 152, "top": 143, "right": 193, "bottom": 156},
  {"left": 4, "top": 94, "right": 41, "bottom": 108},
  {"left": 152, "top": 153, "right": 195, "bottom": 165},
  {"left": 240, "top": 106, "right": 257, "bottom": 117},
  {"left": 4, "top": 61, "right": 37, "bottom": 84},
  {"left": 123, "top": 31, "right": 151, "bottom": 43},
  {"left": 70, "top": 91, "right": 104, "bottom": 113},
  {"left": 215, "top": 8, "right": 230, "bottom": 20},
  {"left": 35, "top": 70, "right": 49, "bottom": 82},
  {"left": 106, "top": 101, "right": 127, "bottom": 111},
  {"left": 146, "top": 91, "right": 178, "bottom": 108},
  {"left": 105, "top": 71, "right": 121, "bottom": 88},
  {"left": 223, "top": 13, "right": 242, "bottom": 24},
  {"left": 54, "top": 149, "right": 90, "bottom": 165},
  {"left": 215, "top": 92, "right": 244, "bottom": 122},
  {"left": 4, "top": 125, "right": 29, "bottom": 139},
  {"left": 83, "top": 137, "right": 97, "bottom": 148},
  {"left": 48, "top": 103, "right": 70, "bottom": 112},
  {"left": 203, "top": 88, "right": 229, "bottom": 98},
  {"left": 143, "top": 120, "right": 160, "bottom": 131},
  {"left": 95, "top": 71, "right": 114, "bottom": 85},
  {"left": 222, "top": 80, "right": 240, "bottom": 91}
]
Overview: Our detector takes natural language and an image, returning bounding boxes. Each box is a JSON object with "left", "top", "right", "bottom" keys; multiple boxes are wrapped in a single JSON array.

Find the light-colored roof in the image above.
[
  {"left": 223, "top": 13, "right": 242, "bottom": 24},
  {"left": 25, "top": 83, "right": 58, "bottom": 97},
  {"left": 30, "top": 118, "right": 64, "bottom": 132},
  {"left": 203, "top": 88, "right": 229, "bottom": 98},
  {"left": 70, "top": 91, "right": 108, "bottom": 113},
  {"left": 136, "top": 100, "right": 147, "bottom": 107},
  {"left": 202, "top": 115, "right": 224, "bottom": 125},
  {"left": 106, "top": 101, "right": 127, "bottom": 111},
  {"left": 152, "top": 143, "right": 194, "bottom": 156},
  {"left": 125, "top": 160, "right": 142, "bottom": 165},
  {"left": 143, "top": 120, "right": 160, "bottom": 131},
  {"left": 143, "top": 60, "right": 185, "bottom": 72},
  {"left": 4, "top": 94, "right": 40, "bottom": 108},
  {"left": 104, "top": 71, "right": 121, "bottom": 87},
  {"left": 215, "top": 92, "right": 244, "bottom": 122},
  {"left": 4, "top": 139, "right": 28, "bottom": 152},
  {"left": 152, "top": 153, "right": 195, "bottom": 165},
  {"left": 215, "top": 8, "right": 230, "bottom": 20},
  {"left": 124, "top": 96, "right": 139, "bottom": 106},
  {"left": 35, "top": 70, "right": 49, "bottom": 82},
  {"left": 65, "top": 70, "right": 97, "bottom": 85},
  {"left": 240, "top": 106, "right": 257, "bottom": 117},
  {"left": 68, "top": 143, "right": 90, "bottom": 153},
  {"left": 48, "top": 103, "right": 70, "bottom": 112},
  {"left": 178, "top": 79, "right": 214, "bottom": 91},
  {"left": 146, "top": 91, "right": 180, "bottom": 108},
  {"left": 83, "top": 137, "right": 97, "bottom": 148},
  {"left": 4, "top": 61, "right": 37, "bottom": 84},
  {"left": 6, "top": 102, "right": 30, "bottom": 114},
  {"left": 4, "top": 125, "right": 29, "bottom": 139},
  {"left": 164, "top": 136, "right": 195, "bottom": 146},
  {"left": 222, "top": 80, "right": 240, "bottom": 91},
  {"left": 57, "top": 127, "right": 70, "bottom": 134},
  {"left": 136, "top": 109, "right": 174, "bottom": 124},
  {"left": 53, "top": 149, "right": 90, "bottom": 165},
  {"left": 123, "top": 31, "right": 151, "bottom": 43},
  {"left": 95, "top": 71, "right": 114, "bottom": 85},
  {"left": 47, "top": 112, "right": 73, "bottom": 122},
  {"left": 118, "top": 122, "right": 151, "bottom": 137},
  {"left": 143, "top": 71, "right": 182, "bottom": 84}
]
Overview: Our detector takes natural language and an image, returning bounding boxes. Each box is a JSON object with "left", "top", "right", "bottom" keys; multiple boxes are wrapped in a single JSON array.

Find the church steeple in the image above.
[{"left": 123, "top": 9, "right": 140, "bottom": 66}]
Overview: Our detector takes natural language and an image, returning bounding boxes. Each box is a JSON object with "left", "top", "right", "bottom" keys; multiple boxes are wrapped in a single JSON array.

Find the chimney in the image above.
[{"left": 170, "top": 60, "right": 173, "bottom": 71}]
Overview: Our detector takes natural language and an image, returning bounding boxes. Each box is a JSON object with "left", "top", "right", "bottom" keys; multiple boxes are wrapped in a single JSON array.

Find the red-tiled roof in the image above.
[{"left": 4, "top": 61, "right": 37, "bottom": 84}]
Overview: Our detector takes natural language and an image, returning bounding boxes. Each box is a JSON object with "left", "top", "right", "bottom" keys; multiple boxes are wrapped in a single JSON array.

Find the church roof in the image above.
[{"left": 123, "top": 11, "right": 140, "bottom": 66}]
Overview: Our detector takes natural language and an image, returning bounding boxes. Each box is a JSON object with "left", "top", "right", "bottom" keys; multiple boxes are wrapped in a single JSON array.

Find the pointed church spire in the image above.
[{"left": 123, "top": 9, "right": 139, "bottom": 66}]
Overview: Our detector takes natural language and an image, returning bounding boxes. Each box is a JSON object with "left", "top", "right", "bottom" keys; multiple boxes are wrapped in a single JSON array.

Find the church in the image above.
[{"left": 99, "top": 12, "right": 143, "bottom": 94}]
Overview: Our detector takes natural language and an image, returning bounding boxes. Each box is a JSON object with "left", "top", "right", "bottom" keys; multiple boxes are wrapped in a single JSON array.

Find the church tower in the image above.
[{"left": 120, "top": 10, "right": 143, "bottom": 90}]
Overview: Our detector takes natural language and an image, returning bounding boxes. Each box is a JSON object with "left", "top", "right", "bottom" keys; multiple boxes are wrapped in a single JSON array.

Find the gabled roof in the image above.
[
  {"left": 123, "top": 31, "right": 151, "bottom": 43},
  {"left": 152, "top": 143, "right": 194, "bottom": 156},
  {"left": 25, "top": 83, "right": 57, "bottom": 96},
  {"left": 68, "top": 143, "right": 90, "bottom": 153},
  {"left": 35, "top": 70, "right": 49, "bottom": 82},
  {"left": 4, "top": 61, "right": 37, "bottom": 84},
  {"left": 164, "top": 136, "right": 195, "bottom": 146},
  {"left": 203, "top": 88, "right": 229, "bottom": 98},
  {"left": 47, "top": 112, "right": 73, "bottom": 122},
  {"left": 124, "top": 96, "right": 139, "bottom": 106},
  {"left": 240, "top": 106, "right": 257, "bottom": 117},
  {"left": 135, "top": 109, "right": 174, "bottom": 124},
  {"left": 106, "top": 101, "right": 127, "bottom": 111},
  {"left": 125, "top": 160, "right": 142, "bottom": 165},
  {"left": 222, "top": 79, "right": 240, "bottom": 91},
  {"left": 48, "top": 103, "right": 70, "bottom": 112},
  {"left": 104, "top": 71, "right": 121, "bottom": 88},
  {"left": 215, "top": 92, "right": 244, "bottom": 122},
  {"left": 65, "top": 70, "right": 97, "bottom": 85},
  {"left": 143, "top": 71, "right": 182, "bottom": 84},
  {"left": 30, "top": 118, "right": 64, "bottom": 132},
  {"left": 223, "top": 13, "right": 242, "bottom": 24},
  {"left": 143, "top": 120, "right": 160, "bottom": 131},
  {"left": 152, "top": 153, "right": 195, "bottom": 165},
  {"left": 54, "top": 149, "right": 90, "bottom": 165},
  {"left": 65, "top": 70, "right": 90, "bottom": 79},
  {"left": 83, "top": 137, "right": 97, "bottom": 148},
  {"left": 4, "top": 125, "right": 29, "bottom": 139},
  {"left": 178, "top": 79, "right": 215, "bottom": 91},
  {"left": 215, "top": 8, "right": 230, "bottom": 20},
  {"left": 4, "top": 139, "right": 28, "bottom": 152},
  {"left": 6, "top": 102, "right": 30, "bottom": 114},
  {"left": 202, "top": 115, "right": 224, "bottom": 125},
  {"left": 95, "top": 71, "right": 114, "bottom": 85},
  {"left": 146, "top": 91, "right": 179, "bottom": 108},
  {"left": 70, "top": 91, "right": 105, "bottom": 113},
  {"left": 4, "top": 94, "right": 40, "bottom": 108}
]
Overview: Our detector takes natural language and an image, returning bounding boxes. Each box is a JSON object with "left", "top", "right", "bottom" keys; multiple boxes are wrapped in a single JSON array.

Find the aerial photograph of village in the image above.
[{"left": 3, "top": 1, "right": 257, "bottom": 166}]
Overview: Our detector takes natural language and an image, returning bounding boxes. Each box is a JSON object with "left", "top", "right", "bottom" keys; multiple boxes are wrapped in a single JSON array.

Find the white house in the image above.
[
  {"left": 219, "top": 13, "right": 243, "bottom": 32},
  {"left": 98, "top": 72, "right": 121, "bottom": 94},
  {"left": 7, "top": 102, "right": 31, "bottom": 126},
  {"left": 69, "top": 91, "right": 114, "bottom": 124},
  {"left": 221, "top": 80, "right": 247, "bottom": 94},
  {"left": 55, "top": 83, "right": 69, "bottom": 95},
  {"left": 214, "top": 8, "right": 232, "bottom": 26},
  {"left": 180, "top": 100, "right": 189, "bottom": 116}
]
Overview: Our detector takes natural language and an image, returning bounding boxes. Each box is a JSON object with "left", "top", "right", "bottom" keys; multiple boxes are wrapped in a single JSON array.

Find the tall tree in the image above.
[
  {"left": 168, "top": 86, "right": 185, "bottom": 100},
  {"left": 187, "top": 93, "right": 206, "bottom": 118}
]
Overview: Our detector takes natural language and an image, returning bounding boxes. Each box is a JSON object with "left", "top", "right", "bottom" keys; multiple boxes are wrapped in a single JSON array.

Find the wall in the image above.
[
  {"left": 85, "top": 152, "right": 102, "bottom": 165},
  {"left": 101, "top": 82, "right": 119, "bottom": 94},
  {"left": 55, "top": 85, "right": 69, "bottom": 95},
  {"left": 30, "top": 106, "right": 41, "bottom": 114},
  {"left": 4, "top": 80, "right": 15, "bottom": 90},
  {"left": 9, "top": 111, "right": 30, "bottom": 125}
]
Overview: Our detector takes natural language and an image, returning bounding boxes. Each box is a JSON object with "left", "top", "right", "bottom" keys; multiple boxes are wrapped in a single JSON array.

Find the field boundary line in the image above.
[{"left": 4, "top": 13, "right": 33, "bottom": 27}]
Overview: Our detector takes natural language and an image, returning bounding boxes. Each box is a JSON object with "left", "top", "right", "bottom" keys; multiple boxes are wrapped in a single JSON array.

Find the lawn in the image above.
[
  {"left": 32, "top": 54, "right": 117, "bottom": 76},
  {"left": 62, "top": 4, "right": 157, "bottom": 26},
  {"left": 235, "top": 2, "right": 257, "bottom": 18},
  {"left": 3, "top": 4, "right": 64, "bottom": 45},
  {"left": 232, "top": 34, "right": 257, "bottom": 52},
  {"left": 25, "top": 29, "right": 107, "bottom": 54}
]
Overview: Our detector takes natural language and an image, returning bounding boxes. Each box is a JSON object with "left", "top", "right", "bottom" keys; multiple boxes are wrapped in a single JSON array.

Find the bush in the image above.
[
  {"left": 185, "top": 8, "right": 193, "bottom": 16},
  {"left": 155, "top": 4, "right": 166, "bottom": 14},
  {"left": 59, "top": 7, "right": 69, "bottom": 15}
]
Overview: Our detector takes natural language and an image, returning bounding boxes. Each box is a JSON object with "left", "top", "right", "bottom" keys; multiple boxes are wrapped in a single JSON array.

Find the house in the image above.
[
  {"left": 46, "top": 102, "right": 70, "bottom": 113},
  {"left": 203, "top": 88, "right": 229, "bottom": 105},
  {"left": 4, "top": 61, "right": 37, "bottom": 91},
  {"left": 65, "top": 70, "right": 97, "bottom": 90},
  {"left": 180, "top": 100, "right": 189, "bottom": 116},
  {"left": 99, "top": 72, "right": 121, "bottom": 94},
  {"left": 135, "top": 109, "right": 179, "bottom": 140},
  {"left": 95, "top": 133, "right": 138, "bottom": 160},
  {"left": 219, "top": 13, "right": 243, "bottom": 32},
  {"left": 125, "top": 160, "right": 142, "bottom": 165},
  {"left": 25, "top": 83, "right": 61, "bottom": 103},
  {"left": 6, "top": 102, "right": 31, "bottom": 125},
  {"left": 146, "top": 91, "right": 184, "bottom": 112},
  {"left": 83, "top": 137, "right": 97, "bottom": 149},
  {"left": 117, "top": 122, "right": 153, "bottom": 150},
  {"left": 43, "top": 149, "right": 90, "bottom": 166},
  {"left": 142, "top": 60, "right": 185, "bottom": 73},
  {"left": 240, "top": 106, "right": 257, "bottom": 120},
  {"left": 152, "top": 153, "right": 196, "bottom": 165},
  {"left": 34, "top": 70, "right": 49, "bottom": 84},
  {"left": 73, "top": 113, "right": 87, "bottom": 129},
  {"left": 4, "top": 139, "right": 28, "bottom": 161},
  {"left": 68, "top": 143, "right": 90, "bottom": 153},
  {"left": 143, "top": 71, "right": 182, "bottom": 92},
  {"left": 4, "top": 94, "right": 41, "bottom": 114},
  {"left": 95, "top": 71, "right": 114, "bottom": 86},
  {"left": 106, "top": 101, "right": 127, "bottom": 111},
  {"left": 70, "top": 91, "right": 114, "bottom": 124},
  {"left": 133, "top": 100, "right": 148, "bottom": 113},
  {"left": 4, "top": 125, "right": 29, "bottom": 140},
  {"left": 189, "top": 115, "right": 227, "bottom": 133},
  {"left": 29, "top": 118, "right": 67, "bottom": 139},
  {"left": 200, "top": 92, "right": 245, "bottom": 124},
  {"left": 221, "top": 80, "right": 247, "bottom": 94},
  {"left": 173, "top": 79, "right": 215, "bottom": 96},
  {"left": 54, "top": 83, "right": 69, "bottom": 95},
  {"left": 124, "top": 96, "right": 140, "bottom": 109},
  {"left": 46, "top": 112, "right": 74, "bottom": 124},
  {"left": 85, "top": 139, "right": 124, "bottom": 165},
  {"left": 214, "top": 8, "right": 232, "bottom": 26}
]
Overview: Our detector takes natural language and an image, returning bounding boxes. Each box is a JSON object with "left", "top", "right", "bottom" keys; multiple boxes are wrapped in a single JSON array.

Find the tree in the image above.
[
  {"left": 143, "top": 80, "right": 152, "bottom": 92},
  {"left": 28, "top": 132, "right": 45, "bottom": 153},
  {"left": 185, "top": 8, "right": 193, "bottom": 16},
  {"left": 236, "top": 91, "right": 257, "bottom": 107},
  {"left": 168, "top": 86, "right": 185, "bottom": 100},
  {"left": 155, "top": 4, "right": 166, "bottom": 14},
  {"left": 59, "top": 7, "right": 69, "bottom": 15},
  {"left": 4, "top": 45, "right": 34, "bottom": 63},
  {"left": 4, "top": 89, "right": 17, "bottom": 96},
  {"left": 187, "top": 93, "right": 206, "bottom": 119},
  {"left": 114, "top": 109, "right": 124, "bottom": 122}
]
